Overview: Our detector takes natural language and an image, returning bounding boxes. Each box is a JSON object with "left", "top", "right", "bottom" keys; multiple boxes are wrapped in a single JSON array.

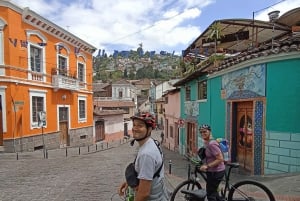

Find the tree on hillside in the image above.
[
  {"left": 136, "top": 66, "right": 154, "bottom": 79},
  {"left": 123, "top": 68, "right": 128, "bottom": 78}
]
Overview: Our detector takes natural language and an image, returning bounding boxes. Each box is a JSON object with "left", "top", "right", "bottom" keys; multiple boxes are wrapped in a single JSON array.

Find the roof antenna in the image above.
[
  {"left": 268, "top": 10, "right": 280, "bottom": 49},
  {"left": 268, "top": 10, "right": 280, "bottom": 22}
]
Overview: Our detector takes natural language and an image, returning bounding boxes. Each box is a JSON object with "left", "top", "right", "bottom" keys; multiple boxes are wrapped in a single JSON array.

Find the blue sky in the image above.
[{"left": 11, "top": 0, "right": 300, "bottom": 56}]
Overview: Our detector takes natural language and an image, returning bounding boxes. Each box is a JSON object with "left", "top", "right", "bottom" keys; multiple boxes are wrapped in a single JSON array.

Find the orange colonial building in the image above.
[{"left": 0, "top": 1, "right": 97, "bottom": 152}]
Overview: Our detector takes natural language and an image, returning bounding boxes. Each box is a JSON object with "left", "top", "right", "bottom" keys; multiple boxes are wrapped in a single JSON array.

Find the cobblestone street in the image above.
[
  {"left": 0, "top": 140, "right": 138, "bottom": 201},
  {"left": 1, "top": 131, "right": 300, "bottom": 201}
]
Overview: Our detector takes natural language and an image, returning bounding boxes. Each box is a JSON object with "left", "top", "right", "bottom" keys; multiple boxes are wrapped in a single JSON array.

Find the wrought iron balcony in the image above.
[
  {"left": 52, "top": 74, "right": 80, "bottom": 91},
  {"left": 51, "top": 67, "right": 80, "bottom": 91}
]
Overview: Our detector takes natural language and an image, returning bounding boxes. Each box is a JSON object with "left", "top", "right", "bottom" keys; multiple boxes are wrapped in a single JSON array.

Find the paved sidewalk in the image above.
[{"left": 152, "top": 130, "right": 300, "bottom": 201}]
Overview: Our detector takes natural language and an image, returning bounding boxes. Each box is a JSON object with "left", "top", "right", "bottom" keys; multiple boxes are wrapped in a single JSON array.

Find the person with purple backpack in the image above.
[{"left": 198, "top": 124, "right": 225, "bottom": 201}]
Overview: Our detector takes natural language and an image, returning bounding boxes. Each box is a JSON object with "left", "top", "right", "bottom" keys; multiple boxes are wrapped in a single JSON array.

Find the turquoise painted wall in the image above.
[
  {"left": 266, "top": 59, "right": 300, "bottom": 133},
  {"left": 198, "top": 77, "right": 225, "bottom": 138},
  {"left": 179, "top": 76, "right": 226, "bottom": 153},
  {"left": 264, "top": 58, "right": 300, "bottom": 174},
  {"left": 209, "top": 77, "right": 226, "bottom": 138},
  {"left": 179, "top": 86, "right": 187, "bottom": 154}
]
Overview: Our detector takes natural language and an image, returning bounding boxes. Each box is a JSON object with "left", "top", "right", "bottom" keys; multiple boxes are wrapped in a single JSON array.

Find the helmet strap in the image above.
[{"left": 130, "top": 128, "right": 151, "bottom": 146}]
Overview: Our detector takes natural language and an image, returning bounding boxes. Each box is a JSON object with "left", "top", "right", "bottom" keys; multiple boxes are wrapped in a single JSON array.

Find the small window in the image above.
[
  {"left": 78, "top": 63, "right": 85, "bottom": 82},
  {"left": 30, "top": 45, "right": 42, "bottom": 72},
  {"left": 58, "top": 56, "right": 67, "bottom": 75},
  {"left": 185, "top": 86, "right": 191, "bottom": 101},
  {"left": 170, "top": 126, "right": 174, "bottom": 138},
  {"left": 30, "top": 90, "right": 46, "bottom": 128},
  {"left": 78, "top": 97, "right": 86, "bottom": 122},
  {"left": 32, "top": 96, "right": 44, "bottom": 123},
  {"left": 59, "top": 107, "right": 68, "bottom": 121},
  {"left": 79, "top": 100, "right": 86, "bottom": 119},
  {"left": 159, "top": 104, "right": 163, "bottom": 114},
  {"left": 118, "top": 90, "right": 123, "bottom": 98},
  {"left": 165, "top": 96, "right": 168, "bottom": 104},
  {"left": 198, "top": 81, "right": 207, "bottom": 100}
]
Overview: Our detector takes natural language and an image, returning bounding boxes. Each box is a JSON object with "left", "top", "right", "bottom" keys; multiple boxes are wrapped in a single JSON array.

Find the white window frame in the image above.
[
  {"left": 197, "top": 80, "right": 207, "bottom": 101},
  {"left": 26, "top": 30, "right": 46, "bottom": 81},
  {"left": 29, "top": 89, "right": 47, "bottom": 129},
  {"left": 78, "top": 95, "right": 87, "bottom": 123},
  {"left": 0, "top": 18, "right": 6, "bottom": 68},
  {"left": 29, "top": 44, "right": 43, "bottom": 72},
  {"left": 76, "top": 53, "right": 87, "bottom": 89},
  {"left": 56, "top": 42, "right": 70, "bottom": 76},
  {"left": 77, "top": 62, "right": 85, "bottom": 82},
  {"left": 185, "top": 85, "right": 191, "bottom": 101},
  {"left": 58, "top": 55, "right": 68, "bottom": 75},
  {"left": 0, "top": 86, "right": 7, "bottom": 132}
]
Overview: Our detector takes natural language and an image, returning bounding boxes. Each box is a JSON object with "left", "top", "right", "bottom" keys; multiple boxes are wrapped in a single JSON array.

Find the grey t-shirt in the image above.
[{"left": 135, "top": 138, "right": 169, "bottom": 201}]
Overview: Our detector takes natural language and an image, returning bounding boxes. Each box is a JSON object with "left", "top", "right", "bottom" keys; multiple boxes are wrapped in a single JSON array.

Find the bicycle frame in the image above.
[
  {"left": 172, "top": 159, "right": 275, "bottom": 201},
  {"left": 186, "top": 159, "right": 240, "bottom": 199}
]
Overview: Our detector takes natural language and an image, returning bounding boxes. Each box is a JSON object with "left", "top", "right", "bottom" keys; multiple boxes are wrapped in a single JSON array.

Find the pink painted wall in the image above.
[{"left": 163, "top": 90, "right": 180, "bottom": 151}]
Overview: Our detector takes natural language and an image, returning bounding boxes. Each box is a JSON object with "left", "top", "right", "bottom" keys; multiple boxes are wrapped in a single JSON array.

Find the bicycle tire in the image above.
[
  {"left": 170, "top": 180, "right": 202, "bottom": 201},
  {"left": 227, "top": 180, "right": 275, "bottom": 201}
]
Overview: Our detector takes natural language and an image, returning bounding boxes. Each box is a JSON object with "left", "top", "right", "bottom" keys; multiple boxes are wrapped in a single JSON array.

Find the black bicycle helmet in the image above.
[{"left": 199, "top": 124, "right": 211, "bottom": 131}]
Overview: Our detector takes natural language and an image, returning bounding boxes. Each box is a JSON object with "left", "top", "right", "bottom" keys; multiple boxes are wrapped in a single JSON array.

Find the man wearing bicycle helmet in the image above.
[
  {"left": 199, "top": 124, "right": 225, "bottom": 201},
  {"left": 118, "top": 112, "right": 169, "bottom": 201}
]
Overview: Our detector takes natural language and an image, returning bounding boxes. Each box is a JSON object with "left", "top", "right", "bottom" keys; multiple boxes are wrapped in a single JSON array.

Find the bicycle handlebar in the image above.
[{"left": 185, "top": 156, "right": 240, "bottom": 181}]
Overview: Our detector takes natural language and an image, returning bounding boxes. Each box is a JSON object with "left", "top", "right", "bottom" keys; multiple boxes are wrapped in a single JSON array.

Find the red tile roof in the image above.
[{"left": 94, "top": 100, "right": 135, "bottom": 107}]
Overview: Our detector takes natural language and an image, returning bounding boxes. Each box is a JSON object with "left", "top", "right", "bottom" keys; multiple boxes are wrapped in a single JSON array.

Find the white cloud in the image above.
[
  {"left": 255, "top": 0, "right": 300, "bottom": 21},
  {"left": 10, "top": 0, "right": 299, "bottom": 56},
  {"left": 10, "top": 0, "right": 210, "bottom": 55}
]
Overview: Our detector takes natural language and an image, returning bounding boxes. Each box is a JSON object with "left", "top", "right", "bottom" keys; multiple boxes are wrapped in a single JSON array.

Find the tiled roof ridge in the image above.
[{"left": 209, "top": 35, "right": 300, "bottom": 73}]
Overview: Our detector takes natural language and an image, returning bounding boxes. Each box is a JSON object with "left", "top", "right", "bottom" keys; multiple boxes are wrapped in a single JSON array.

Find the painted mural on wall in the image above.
[
  {"left": 184, "top": 101, "right": 199, "bottom": 116},
  {"left": 222, "top": 64, "right": 266, "bottom": 99},
  {"left": 238, "top": 115, "right": 253, "bottom": 148}
]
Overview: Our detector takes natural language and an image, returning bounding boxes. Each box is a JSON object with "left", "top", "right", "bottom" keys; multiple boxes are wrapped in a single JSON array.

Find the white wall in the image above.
[{"left": 104, "top": 115, "right": 124, "bottom": 134}]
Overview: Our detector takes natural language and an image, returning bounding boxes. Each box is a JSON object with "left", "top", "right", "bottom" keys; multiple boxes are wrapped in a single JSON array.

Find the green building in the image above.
[{"left": 174, "top": 9, "right": 300, "bottom": 175}]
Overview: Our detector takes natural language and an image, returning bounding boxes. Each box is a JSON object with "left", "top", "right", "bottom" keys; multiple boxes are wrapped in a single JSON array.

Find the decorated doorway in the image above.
[
  {"left": 186, "top": 122, "right": 197, "bottom": 156},
  {"left": 236, "top": 101, "right": 253, "bottom": 172}
]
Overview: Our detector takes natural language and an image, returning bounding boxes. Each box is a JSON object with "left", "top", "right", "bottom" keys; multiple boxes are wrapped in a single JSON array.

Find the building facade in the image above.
[
  {"left": 175, "top": 8, "right": 300, "bottom": 175},
  {"left": 163, "top": 88, "right": 181, "bottom": 151},
  {"left": 0, "top": 1, "right": 96, "bottom": 152}
]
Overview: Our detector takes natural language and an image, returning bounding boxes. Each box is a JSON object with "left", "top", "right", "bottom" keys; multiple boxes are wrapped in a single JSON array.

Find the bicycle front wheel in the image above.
[
  {"left": 170, "top": 180, "right": 202, "bottom": 201},
  {"left": 227, "top": 180, "right": 275, "bottom": 201}
]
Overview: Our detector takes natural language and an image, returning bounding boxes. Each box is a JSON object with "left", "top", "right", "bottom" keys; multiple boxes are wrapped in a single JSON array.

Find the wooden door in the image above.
[
  {"left": 59, "top": 107, "right": 69, "bottom": 146},
  {"left": 124, "top": 122, "right": 128, "bottom": 136},
  {"left": 236, "top": 101, "right": 253, "bottom": 172},
  {"left": 95, "top": 120, "right": 105, "bottom": 142},
  {"left": 59, "top": 121, "right": 69, "bottom": 146},
  {"left": 175, "top": 123, "right": 179, "bottom": 149},
  {"left": 186, "top": 122, "right": 197, "bottom": 156}
]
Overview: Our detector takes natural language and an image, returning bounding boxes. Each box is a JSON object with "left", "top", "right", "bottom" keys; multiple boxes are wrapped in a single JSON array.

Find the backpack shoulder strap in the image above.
[
  {"left": 153, "top": 138, "right": 163, "bottom": 154},
  {"left": 153, "top": 161, "right": 164, "bottom": 178},
  {"left": 152, "top": 138, "right": 164, "bottom": 178}
]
